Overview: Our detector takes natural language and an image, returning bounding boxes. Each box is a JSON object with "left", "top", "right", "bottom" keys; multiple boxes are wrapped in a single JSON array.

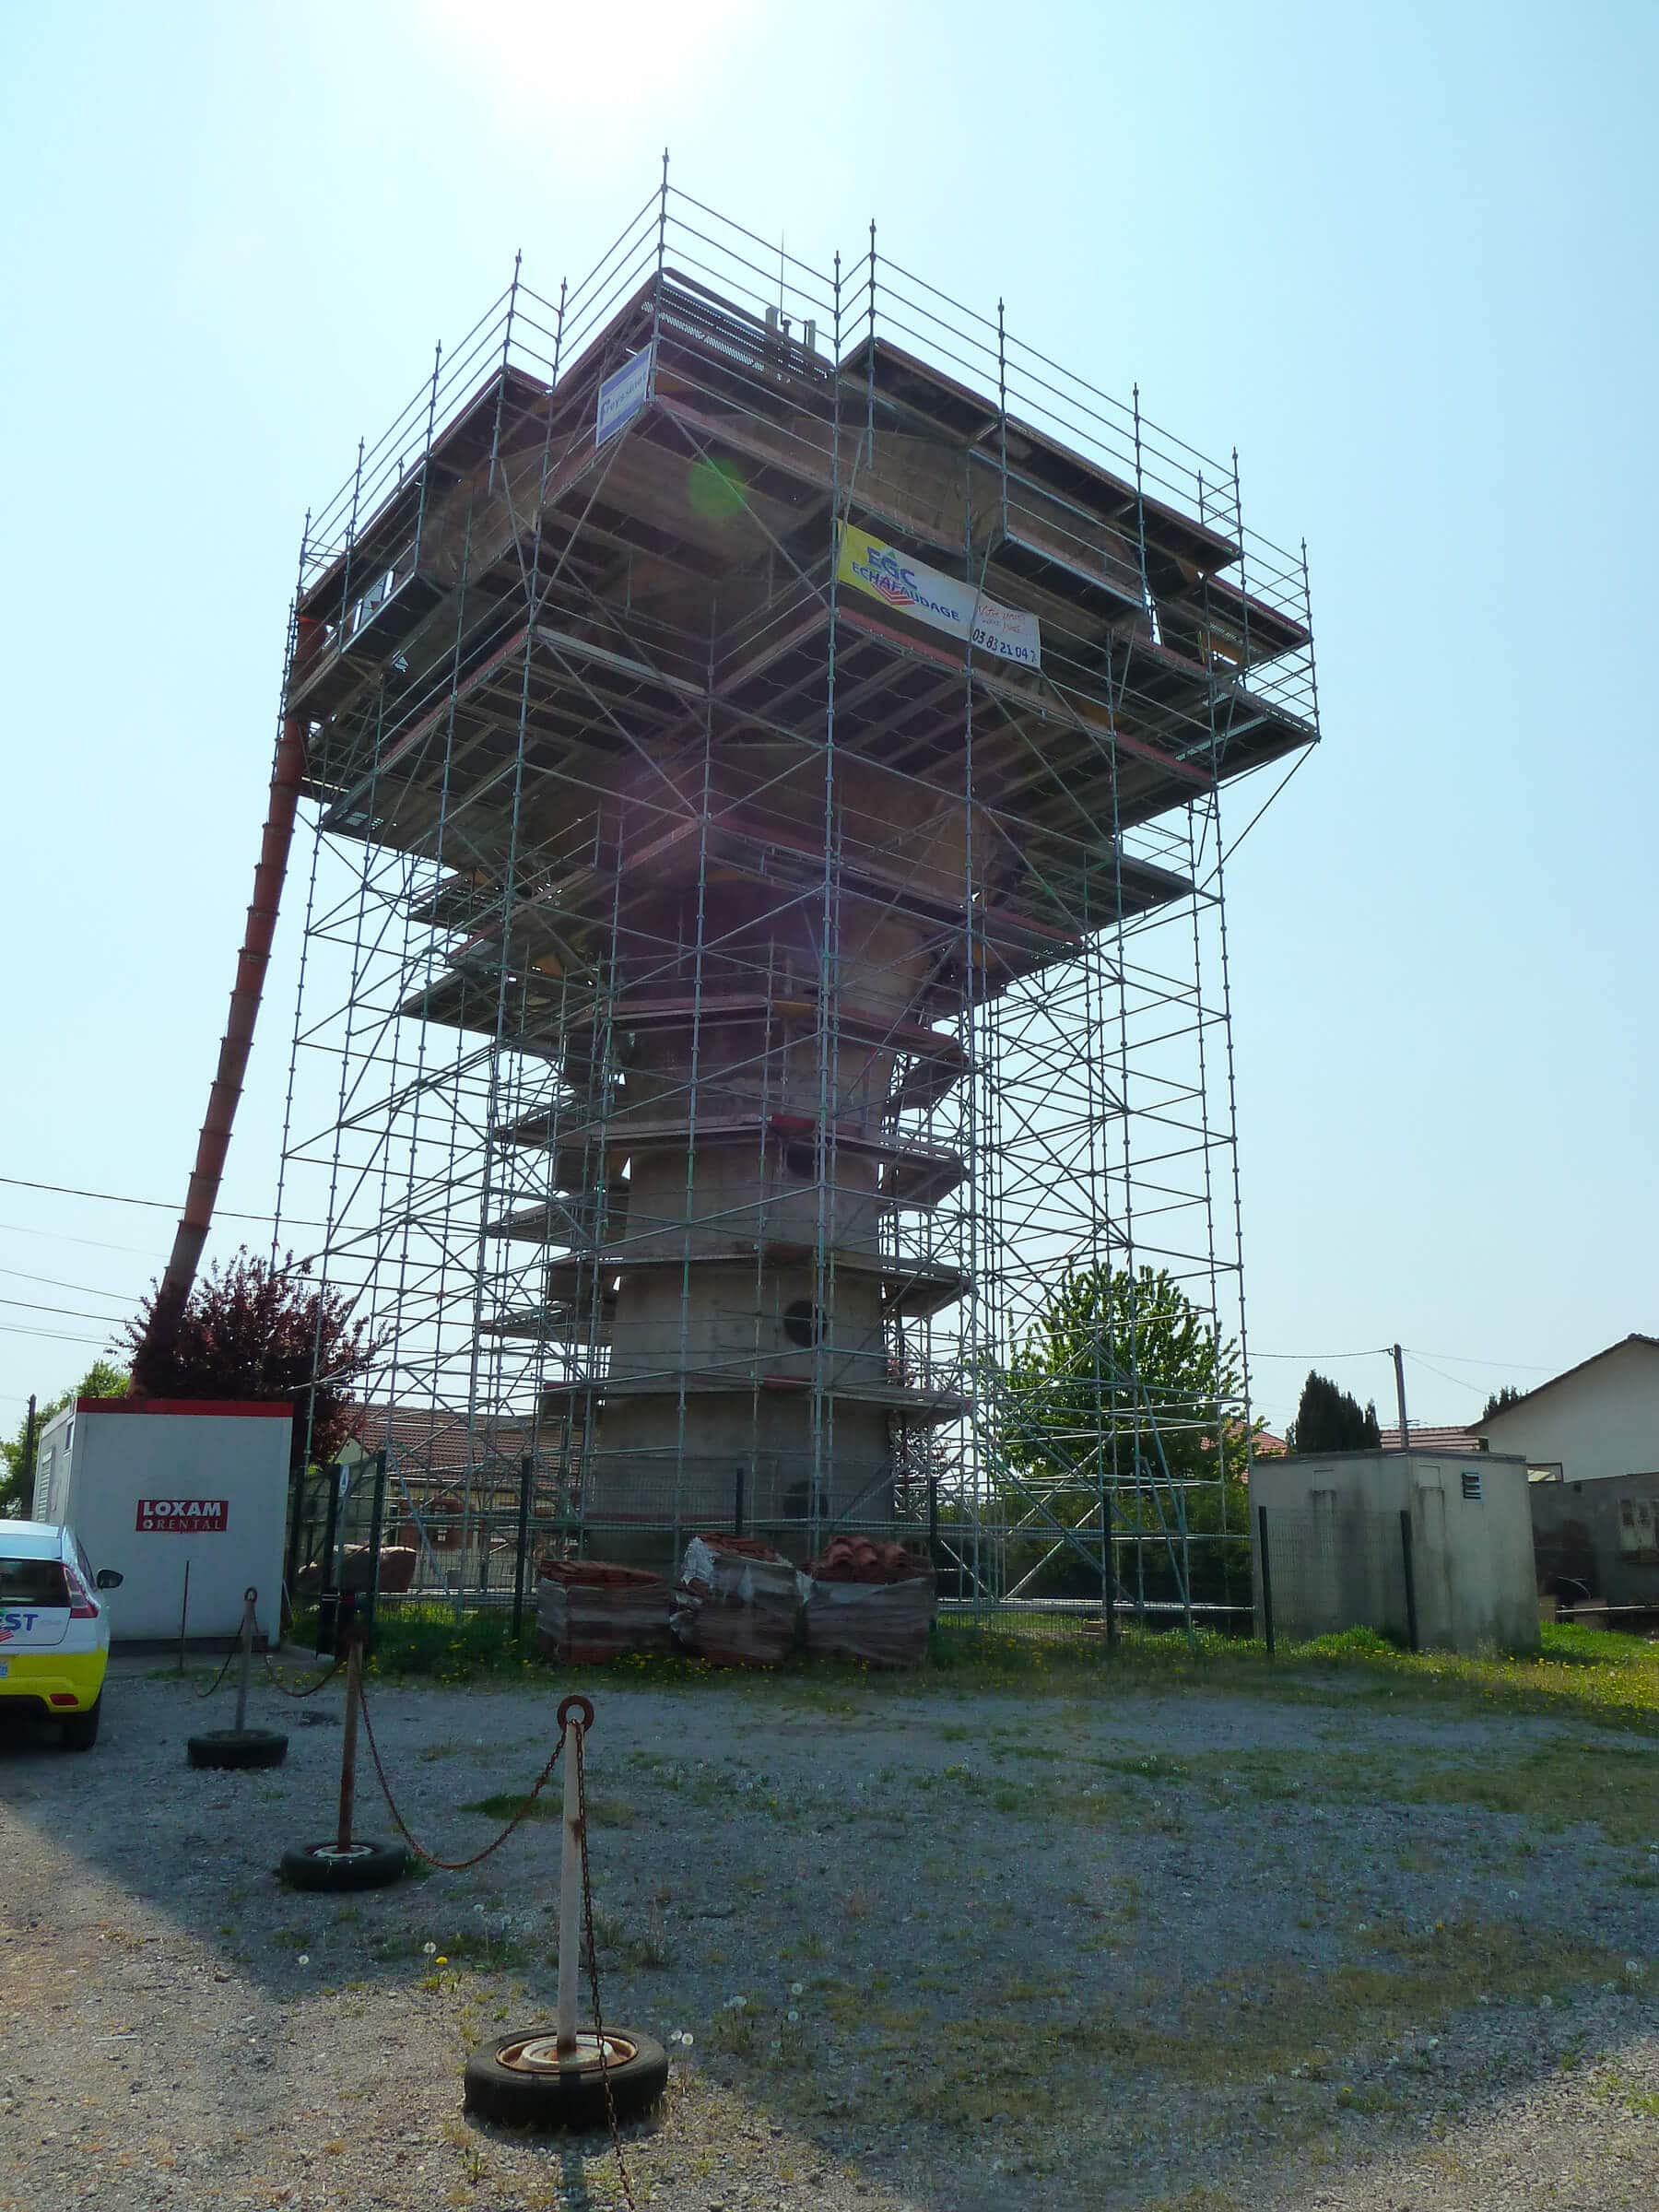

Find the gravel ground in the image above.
[{"left": 2, "top": 1652, "right": 1657, "bottom": 2212}]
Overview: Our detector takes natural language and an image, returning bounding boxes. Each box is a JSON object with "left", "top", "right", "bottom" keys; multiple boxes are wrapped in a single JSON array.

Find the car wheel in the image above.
[
  {"left": 464, "top": 2026, "right": 668, "bottom": 2128},
  {"left": 277, "top": 1840, "right": 408, "bottom": 1891},
  {"left": 187, "top": 1728, "right": 288, "bottom": 1771},
  {"left": 61, "top": 1700, "right": 101, "bottom": 1751}
]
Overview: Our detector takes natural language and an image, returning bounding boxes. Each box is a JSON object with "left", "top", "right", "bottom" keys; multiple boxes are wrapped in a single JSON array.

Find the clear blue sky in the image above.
[{"left": 1, "top": 0, "right": 1653, "bottom": 1437}]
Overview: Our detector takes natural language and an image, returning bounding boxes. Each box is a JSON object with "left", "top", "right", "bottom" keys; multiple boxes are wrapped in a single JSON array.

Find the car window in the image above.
[
  {"left": 74, "top": 1535, "right": 95, "bottom": 1584},
  {"left": 0, "top": 1557, "right": 71, "bottom": 1607}
]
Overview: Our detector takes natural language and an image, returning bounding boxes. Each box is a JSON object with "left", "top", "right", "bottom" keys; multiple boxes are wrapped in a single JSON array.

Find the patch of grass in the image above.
[
  {"left": 458, "top": 1791, "right": 560, "bottom": 1823},
  {"left": 1175, "top": 1739, "right": 1659, "bottom": 1849},
  {"left": 312, "top": 1596, "right": 1659, "bottom": 1742},
  {"left": 1590, "top": 2064, "right": 1659, "bottom": 2119}
]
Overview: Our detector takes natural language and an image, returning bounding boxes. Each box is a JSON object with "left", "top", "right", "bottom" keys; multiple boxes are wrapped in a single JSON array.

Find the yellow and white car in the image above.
[{"left": 0, "top": 1520, "right": 122, "bottom": 1749}]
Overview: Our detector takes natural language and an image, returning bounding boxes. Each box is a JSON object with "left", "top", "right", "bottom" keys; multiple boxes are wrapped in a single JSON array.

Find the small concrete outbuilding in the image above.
[{"left": 1249, "top": 1449, "right": 1538, "bottom": 1655}]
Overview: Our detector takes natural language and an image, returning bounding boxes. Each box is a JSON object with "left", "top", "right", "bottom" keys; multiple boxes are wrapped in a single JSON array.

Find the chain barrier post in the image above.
[
  {"left": 555, "top": 1696, "right": 586, "bottom": 2055},
  {"left": 276, "top": 1593, "right": 404, "bottom": 1891},
  {"left": 463, "top": 1690, "right": 665, "bottom": 2145},
  {"left": 186, "top": 1583, "right": 288, "bottom": 1771},
  {"left": 233, "top": 1586, "right": 257, "bottom": 1734}
]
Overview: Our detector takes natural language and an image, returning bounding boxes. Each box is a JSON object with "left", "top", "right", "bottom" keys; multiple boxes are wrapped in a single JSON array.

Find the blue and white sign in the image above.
[{"left": 596, "top": 342, "right": 654, "bottom": 445}]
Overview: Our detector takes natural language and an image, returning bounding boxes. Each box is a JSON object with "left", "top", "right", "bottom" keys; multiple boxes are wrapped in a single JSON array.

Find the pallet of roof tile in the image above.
[
  {"left": 671, "top": 1535, "right": 800, "bottom": 1667},
  {"left": 803, "top": 1538, "right": 935, "bottom": 1667},
  {"left": 535, "top": 1559, "right": 673, "bottom": 1664}
]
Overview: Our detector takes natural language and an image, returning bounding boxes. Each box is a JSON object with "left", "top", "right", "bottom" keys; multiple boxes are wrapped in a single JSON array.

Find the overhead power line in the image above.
[
  {"left": 0, "top": 1296, "right": 134, "bottom": 1326},
  {"left": 0, "top": 1264, "right": 144, "bottom": 1303},
  {"left": 0, "top": 1219, "right": 168, "bottom": 1259},
  {"left": 0, "top": 1323, "right": 116, "bottom": 1347},
  {"left": 0, "top": 1174, "right": 326, "bottom": 1230}
]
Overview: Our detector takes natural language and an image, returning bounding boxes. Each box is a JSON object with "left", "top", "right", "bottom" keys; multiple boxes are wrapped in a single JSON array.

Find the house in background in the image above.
[
  {"left": 1470, "top": 1335, "right": 1659, "bottom": 1486},
  {"left": 1471, "top": 1335, "right": 1659, "bottom": 1618}
]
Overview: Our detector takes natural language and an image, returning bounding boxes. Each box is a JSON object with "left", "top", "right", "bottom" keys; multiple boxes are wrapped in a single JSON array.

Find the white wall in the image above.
[
  {"left": 1477, "top": 1339, "right": 1659, "bottom": 1485},
  {"left": 46, "top": 1406, "right": 290, "bottom": 1643}
]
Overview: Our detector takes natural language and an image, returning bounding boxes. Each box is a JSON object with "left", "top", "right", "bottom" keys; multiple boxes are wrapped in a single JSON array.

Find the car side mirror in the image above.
[{"left": 95, "top": 1569, "right": 124, "bottom": 1591}]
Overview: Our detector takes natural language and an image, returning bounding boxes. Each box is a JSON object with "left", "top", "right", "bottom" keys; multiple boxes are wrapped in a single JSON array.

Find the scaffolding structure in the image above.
[{"left": 274, "top": 180, "right": 1319, "bottom": 1631}]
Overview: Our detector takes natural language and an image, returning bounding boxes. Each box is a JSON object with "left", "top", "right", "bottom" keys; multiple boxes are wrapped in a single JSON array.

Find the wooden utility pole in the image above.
[{"left": 1392, "top": 1344, "right": 1409, "bottom": 1451}]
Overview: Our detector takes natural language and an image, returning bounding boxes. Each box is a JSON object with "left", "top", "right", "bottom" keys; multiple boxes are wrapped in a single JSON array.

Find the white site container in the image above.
[{"left": 31, "top": 1396, "right": 291, "bottom": 1645}]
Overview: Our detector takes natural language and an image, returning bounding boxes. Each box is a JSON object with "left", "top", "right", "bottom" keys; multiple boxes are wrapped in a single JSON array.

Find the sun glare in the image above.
[{"left": 418, "top": 0, "right": 761, "bottom": 116}]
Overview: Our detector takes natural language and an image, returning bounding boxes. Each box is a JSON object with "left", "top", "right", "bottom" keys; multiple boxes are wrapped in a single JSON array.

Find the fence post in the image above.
[
  {"left": 512, "top": 1452, "right": 535, "bottom": 1640},
  {"left": 283, "top": 1461, "right": 306, "bottom": 1620},
  {"left": 362, "top": 1450, "right": 388, "bottom": 1649},
  {"left": 1103, "top": 1488, "right": 1119, "bottom": 1653},
  {"left": 733, "top": 1461, "right": 747, "bottom": 1538},
  {"left": 320, "top": 1460, "right": 343, "bottom": 1581},
  {"left": 1399, "top": 1506, "right": 1419, "bottom": 1653},
  {"left": 1256, "top": 1504, "right": 1276, "bottom": 1657}
]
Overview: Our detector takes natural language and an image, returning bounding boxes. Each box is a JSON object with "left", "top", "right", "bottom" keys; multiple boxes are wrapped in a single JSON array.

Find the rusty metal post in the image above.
[{"left": 336, "top": 1616, "right": 363, "bottom": 1854}]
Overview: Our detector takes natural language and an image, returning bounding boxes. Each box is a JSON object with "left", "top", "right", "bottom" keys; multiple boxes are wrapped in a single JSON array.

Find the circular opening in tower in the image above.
[
  {"left": 782, "top": 1300, "right": 826, "bottom": 1347},
  {"left": 783, "top": 1143, "right": 817, "bottom": 1180}
]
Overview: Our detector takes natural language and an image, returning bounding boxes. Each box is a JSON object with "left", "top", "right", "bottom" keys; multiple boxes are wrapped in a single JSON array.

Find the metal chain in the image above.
[
  {"left": 259, "top": 1648, "right": 347, "bottom": 1700},
  {"left": 355, "top": 1669, "right": 565, "bottom": 1871},
  {"left": 191, "top": 1642, "right": 241, "bottom": 1701},
  {"left": 575, "top": 1721, "right": 635, "bottom": 2208}
]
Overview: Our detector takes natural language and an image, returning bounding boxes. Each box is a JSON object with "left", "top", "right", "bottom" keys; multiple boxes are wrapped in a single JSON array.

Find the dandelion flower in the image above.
[
  {"left": 786, "top": 2009, "right": 800, "bottom": 2025},
  {"left": 298, "top": 1954, "right": 311, "bottom": 1966},
  {"left": 436, "top": 1956, "right": 448, "bottom": 1967},
  {"left": 789, "top": 1982, "right": 804, "bottom": 1996},
  {"left": 422, "top": 1941, "right": 436, "bottom": 1956}
]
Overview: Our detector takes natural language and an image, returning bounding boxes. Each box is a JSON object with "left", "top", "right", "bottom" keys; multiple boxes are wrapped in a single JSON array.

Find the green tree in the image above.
[
  {"left": 122, "top": 1248, "right": 379, "bottom": 1477},
  {"left": 1, "top": 1359, "right": 129, "bottom": 1518},
  {"left": 1482, "top": 1382, "right": 1523, "bottom": 1420},
  {"left": 994, "top": 1264, "right": 1253, "bottom": 1604},
  {"left": 1284, "top": 1371, "right": 1382, "bottom": 1453}
]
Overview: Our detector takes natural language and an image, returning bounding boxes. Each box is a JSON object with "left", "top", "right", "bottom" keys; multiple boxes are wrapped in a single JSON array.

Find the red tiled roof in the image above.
[{"left": 1378, "top": 1423, "right": 1480, "bottom": 1453}]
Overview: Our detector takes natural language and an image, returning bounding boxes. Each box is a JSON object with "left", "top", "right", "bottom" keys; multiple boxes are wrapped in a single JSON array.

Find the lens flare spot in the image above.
[{"left": 687, "top": 453, "right": 747, "bottom": 524}]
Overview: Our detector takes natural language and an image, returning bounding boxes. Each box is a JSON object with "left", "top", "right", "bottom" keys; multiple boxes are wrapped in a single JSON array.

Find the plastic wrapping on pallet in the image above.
[
  {"left": 804, "top": 1539, "right": 935, "bottom": 1667},
  {"left": 671, "top": 1535, "right": 799, "bottom": 1666},
  {"left": 535, "top": 1559, "right": 673, "bottom": 1665}
]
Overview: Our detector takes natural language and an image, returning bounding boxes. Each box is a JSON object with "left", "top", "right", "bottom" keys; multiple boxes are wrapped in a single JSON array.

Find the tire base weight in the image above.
[
  {"left": 464, "top": 2027, "right": 668, "bottom": 2129},
  {"left": 278, "top": 1839, "right": 408, "bottom": 1892}
]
